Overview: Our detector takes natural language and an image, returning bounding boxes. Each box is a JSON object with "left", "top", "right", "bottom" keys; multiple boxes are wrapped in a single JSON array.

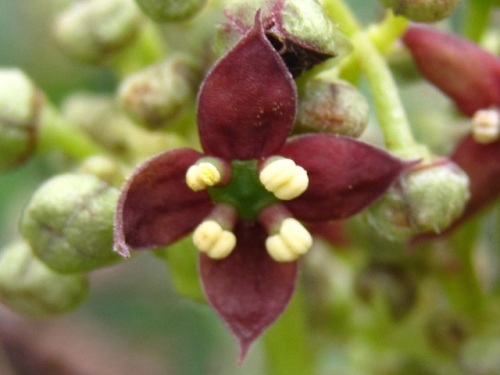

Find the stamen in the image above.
[
  {"left": 259, "top": 157, "right": 309, "bottom": 200},
  {"left": 265, "top": 218, "right": 312, "bottom": 262},
  {"left": 472, "top": 108, "right": 500, "bottom": 144},
  {"left": 192, "top": 220, "right": 236, "bottom": 259},
  {"left": 186, "top": 162, "right": 221, "bottom": 191}
]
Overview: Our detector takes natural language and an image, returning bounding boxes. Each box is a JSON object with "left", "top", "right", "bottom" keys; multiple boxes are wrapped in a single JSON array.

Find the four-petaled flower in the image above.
[
  {"left": 403, "top": 26, "right": 500, "bottom": 229},
  {"left": 114, "top": 15, "right": 408, "bottom": 360}
]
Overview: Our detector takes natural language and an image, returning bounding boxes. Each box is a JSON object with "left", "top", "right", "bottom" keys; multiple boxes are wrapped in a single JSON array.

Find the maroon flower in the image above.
[
  {"left": 115, "top": 15, "right": 407, "bottom": 361},
  {"left": 403, "top": 26, "right": 500, "bottom": 227}
]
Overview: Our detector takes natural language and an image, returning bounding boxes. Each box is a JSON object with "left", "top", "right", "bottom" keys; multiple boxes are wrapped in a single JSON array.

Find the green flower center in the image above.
[{"left": 208, "top": 160, "right": 279, "bottom": 221}]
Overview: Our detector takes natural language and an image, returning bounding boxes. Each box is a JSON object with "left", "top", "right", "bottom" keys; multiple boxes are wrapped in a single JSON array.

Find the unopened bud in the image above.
[
  {"left": 134, "top": 0, "right": 207, "bottom": 22},
  {"left": 20, "top": 174, "right": 121, "bottom": 274},
  {"left": 380, "top": 0, "right": 459, "bottom": 22},
  {"left": 426, "top": 311, "right": 469, "bottom": 355},
  {"left": 62, "top": 94, "right": 184, "bottom": 162},
  {"left": 0, "top": 241, "right": 89, "bottom": 316},
  {"left": 295, "top": 78, "right": 369, "bottom": 137},
  {"left": 220, "top": 0, "right": 351, "bottom": 76},
  {"left": 0, "top": 69, "right": 43, "bottom": 170},
  {"left": 118, "top": 55, "right": 197, "bottom": 129},
  {"left": 355, "top": 262, "right": 417, "bottom": 320},
  {"left": 54, "top": 0, "right": 144, "bottom": 63},
  {"left": 78, "top": 155, "right": 125, "bottom": 186},
  {"left": 366, "top": 158, "right": 470, "bottom": 240}
]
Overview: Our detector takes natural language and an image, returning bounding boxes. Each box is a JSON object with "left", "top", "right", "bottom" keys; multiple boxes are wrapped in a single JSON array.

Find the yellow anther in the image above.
[
  {"left": 265, "top": 218, "right": 312, "bottom": 262},
  {"left": 259, "top": 158, "right": 309, "bottom": 200},
  {"left": 186, "top": 162, "right": 221, "bottom": 191},
  {"left": 192, "top": 220, "right": 236, "bottom": 259},
  {"left": 472, "top": 108, "right": 500, "bottom": 144}
]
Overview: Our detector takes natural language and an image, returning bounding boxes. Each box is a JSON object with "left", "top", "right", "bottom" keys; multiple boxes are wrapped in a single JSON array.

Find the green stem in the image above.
[
  {"left": 263, "top": 283, "right": 316, "bottom": 375},
  {"left": 367, "top": 12, "right": 409, "bottom": 56},
  {"left": 463, "top": 0, "right": 494, "bottom": 42},
  {"left": 322, "top": 0, "right": 426, "bottom": 159},
  {"left": 38, "top": 104, "right": 106, "bottom": 161}
]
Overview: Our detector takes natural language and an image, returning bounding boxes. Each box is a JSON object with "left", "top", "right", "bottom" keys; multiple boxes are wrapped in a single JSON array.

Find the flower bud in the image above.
[
  {"left": 54, "top": 0, "right": 144, "bottom": 63},
  {"left": 134, "top": 0, "right": 207, "bottom": 22},
  {"left": 403, "top": 26, "right": 500, "bottom": 116},
  {"left": 380, "top": 0, "right": 459, "bottom": 22},
  {"left": 219, "top": 0, "right": 351, "bottom": 76},
  {"left": 355, "top": 262, "right": 417, "bottom": 320},
  {"left": 295, "top": 77, "right": 369, "bottom": 137},
  {"left": 78, "top": 156, "right": 125, "bottom": 186},
  {"left": 366, "top": 158, "right": 470, "bottom": 240},
  {"left": 20, "top": 173, "right": 121, "bottom": 274},
  {"left": 0, "top": 69, "right": 43, "bottom": 170},
  {"left": 62, "top": 94, "right": 184, "bottom": 162},
  {"left": 426, "top": 311, "right": 469, "bottom": 355},
  {"left": 118, "top": 55, "right": 197, "bottom": 129},
  {"left": 0, "top": 241, "right": 89, "bottom": 316}
]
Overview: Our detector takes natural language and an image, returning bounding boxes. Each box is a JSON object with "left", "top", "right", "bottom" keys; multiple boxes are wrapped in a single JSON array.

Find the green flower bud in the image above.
[
  {"left": 118, "top": 55, "right": 197, "bottom": 129},
  {"left": 379, "top": 0, "right": 459, "bottom": 22},
  {"left": 134, "top": 0, "right": 207, "bottom": 22},
  {"left": 355, "top": 262, "right": 417, "bottom": 320},
  {"left": 0, "top": 69, "right": 43, "bottom": 170},
  {"left": 0, "top": 241, "right": 89, "bottom": 316},
  {"left": 295, "top": 77, "right": 369, "bottom": 137},
  {"left": 78, "top": 156, "right": 125, "bottom": 186},
  {"left": 54, "top": 0, "right": 144, "bottom": 63},
  {"left": 366, "top": 158, "right": 470, "bottom": 240},
  {"left": 219, "top": 0, "right": 351, "bottom": 76},
  {"left": 20, "top": 173, "right": 121, "bottom": 274},
  {"left": 426, "top": 311, "right": 469, "bottom": 355}
]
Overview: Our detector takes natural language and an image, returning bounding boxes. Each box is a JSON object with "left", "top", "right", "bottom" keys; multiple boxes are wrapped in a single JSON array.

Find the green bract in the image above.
[
  {"left": 0, "top": 241, "right": 89, "bottom": 316},
  {"left": 20, "top": 173, "right": 121, "bottom": 274}
]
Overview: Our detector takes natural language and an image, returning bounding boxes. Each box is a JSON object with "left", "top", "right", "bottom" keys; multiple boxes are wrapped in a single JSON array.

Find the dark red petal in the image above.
[
  {"left": 199, "top": 221, "right": 298, "bottom": 362},
  {"left": 403, "top": 26, "right": 500, "bottom": 116},
  {"left": 279, "top": 134, "right": 409, "bottom": 221},
  {"left": 451, "top": 135, "right": 500, "bottom": 223},
  {"left": 197, "top": 14, "right": 296, "bottom": 160},
  {"left": 114, "top": 148, "right": 214, "bottom": 257}
]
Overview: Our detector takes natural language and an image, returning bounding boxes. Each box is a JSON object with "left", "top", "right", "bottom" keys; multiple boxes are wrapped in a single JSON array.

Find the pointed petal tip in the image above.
[
  {"left": 114, "top": 243, "right": 131, "bottom": 259},
  {"left": 237, "top": 338, "right": 252, "bottom": 365}
]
